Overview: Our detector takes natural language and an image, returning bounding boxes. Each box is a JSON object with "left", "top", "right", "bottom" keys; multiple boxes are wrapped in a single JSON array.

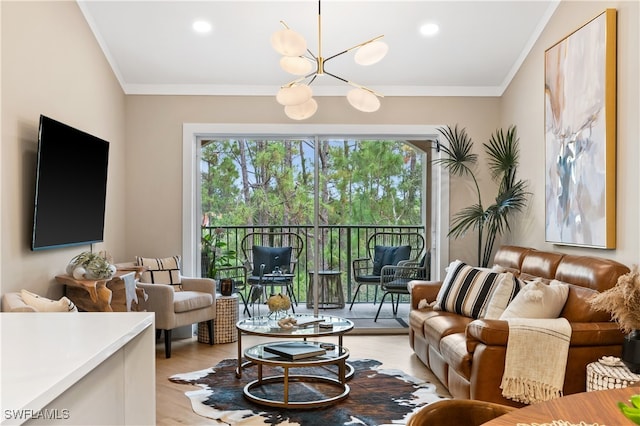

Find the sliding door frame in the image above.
[{"left": 182, "top": 123, "right": 449, "bottom": 286}]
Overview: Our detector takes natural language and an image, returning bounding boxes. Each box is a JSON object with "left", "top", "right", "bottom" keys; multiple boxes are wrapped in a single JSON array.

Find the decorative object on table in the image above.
[
  {"left": 618, "top": 394, "right": 640, "bottom": 425},
  {"left": 219, "top": 278, "right": 234, "bottom": 296},
  {"left": 544, "top": 9, "right": 617, "bottom": 249},
  {"left": 66, "top": 251, "right": 116, "bottom": 280},
  {"left": 433, "top": 125, "right": 529, "bottom": 267},
  {"left": 600, "top": 356, "right": 624, "bottom": 367},
  {"left": 169, "top": 358, "right": 445, "bottom": 426},
  {"left": 589, "top": 266, "right": 640, "bottom": 372},
  {"left": 201, "top": 227, "right": 237, "bottom": 279},
  {"left": 267, "top": 293, "right": 291, "bottom": 319},
  {"left": 277, "top": 316, "right": 296, "bottom": 329}
]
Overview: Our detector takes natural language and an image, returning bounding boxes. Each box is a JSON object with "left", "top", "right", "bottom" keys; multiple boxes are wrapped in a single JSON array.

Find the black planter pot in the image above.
[{"left": 622, "top": 330, "right": 640, "bottom": 373}]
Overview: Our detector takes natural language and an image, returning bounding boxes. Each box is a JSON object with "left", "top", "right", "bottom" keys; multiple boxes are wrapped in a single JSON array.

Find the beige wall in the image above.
[
  {"left": 1, "top": 1, "right": 126, "bottom": 298},
  {"left": 501, "top": 0, "right": 640, "bottom": 267},
  {"left": 124, "top": 95, "right": 500, "bottom": 263},
  {"left": 1, "top": 0, "right": 638, "bottom": 301}
]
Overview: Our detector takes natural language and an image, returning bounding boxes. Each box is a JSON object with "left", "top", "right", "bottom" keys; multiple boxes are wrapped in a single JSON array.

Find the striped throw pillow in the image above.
[
  {"left": 480, "top": 272, "right": 524, "bottom": 319},
  {"left": 136, "top": 255, "right": 182, "bottom": 286},
  {"left": 434, "top": 260, "right": 506, "bottom": 319}
]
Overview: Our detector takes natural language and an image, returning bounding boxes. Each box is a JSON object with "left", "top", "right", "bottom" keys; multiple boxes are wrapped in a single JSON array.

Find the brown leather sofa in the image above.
[{"left": 409, "top": 245, "right": 630, "bottom": 406}]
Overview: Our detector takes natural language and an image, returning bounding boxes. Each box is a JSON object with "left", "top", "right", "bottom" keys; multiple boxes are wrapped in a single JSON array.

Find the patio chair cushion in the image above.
[
  {"left": 251, "top": 246, "right": 292, "bottom": 276},
  {"left": 372, "top": 245, "right": 411, "bottom": 275},
  {"left": 384, "top": 277, "right": 412, "bottom": 292},
  {"left": 356, "top": 274, "right": 385, "bottom": 283},
  {"left": 136, "top": 255, "right": 182, "bottom": 285}
]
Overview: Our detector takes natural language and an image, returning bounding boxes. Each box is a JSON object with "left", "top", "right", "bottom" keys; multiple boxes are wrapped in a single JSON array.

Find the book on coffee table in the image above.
[{"left": 264, "top": 342, "right": 327, "bottom": 360}]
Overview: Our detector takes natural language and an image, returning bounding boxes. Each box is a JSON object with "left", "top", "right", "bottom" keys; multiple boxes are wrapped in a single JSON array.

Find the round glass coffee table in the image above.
[
  {"left": 235, "top": 314, "right": 354, "bottom": 378},
  {"left": 242, "top": 341, "right": 350, "bottom": 408}
]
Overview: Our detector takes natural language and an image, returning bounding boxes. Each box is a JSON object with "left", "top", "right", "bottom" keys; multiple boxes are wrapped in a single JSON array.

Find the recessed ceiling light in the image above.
[
  {"left": 420, "top": 23, "right": 440, "bottom": 37},
  {"left": 193, "top": 20, "right": 212, "bottom": 34}
]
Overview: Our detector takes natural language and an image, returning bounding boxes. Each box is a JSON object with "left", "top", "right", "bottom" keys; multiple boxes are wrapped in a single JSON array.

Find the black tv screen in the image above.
[{"left": 31, "top": 115, "right": 110, "bottom": 250}]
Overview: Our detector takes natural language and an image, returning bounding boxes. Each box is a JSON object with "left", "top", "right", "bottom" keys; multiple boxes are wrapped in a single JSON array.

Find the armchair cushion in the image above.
[
  {"left": 372, "top": 245, "right": 411, "bottom": 275},
  {"left": 434, "top": 260, "right": 506, "bottom": 319},
  {"left": 136, "top": 255, "right": 182, "bottom": 286},
  {"left": 251, "top": 246, "right": 292, "bottom": 276},
  {"left": 173, "top": 291, "right": 214, "bottom": 313}
]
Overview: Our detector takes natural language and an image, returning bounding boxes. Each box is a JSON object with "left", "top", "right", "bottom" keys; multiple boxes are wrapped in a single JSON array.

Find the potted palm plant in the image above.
[{"left": 434, "top": 125, "right": 529, "bottom": 267}]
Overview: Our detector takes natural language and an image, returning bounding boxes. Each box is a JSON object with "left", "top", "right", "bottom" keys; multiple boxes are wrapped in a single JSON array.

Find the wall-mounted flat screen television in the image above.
[{"left": 31, "top": 115, "right": 110, "bottom": 250}]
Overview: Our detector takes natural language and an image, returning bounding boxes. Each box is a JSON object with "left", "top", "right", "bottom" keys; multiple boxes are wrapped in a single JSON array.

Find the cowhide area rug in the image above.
[{"left": 169, "top": 358, "right": 447, "bottom": 426}]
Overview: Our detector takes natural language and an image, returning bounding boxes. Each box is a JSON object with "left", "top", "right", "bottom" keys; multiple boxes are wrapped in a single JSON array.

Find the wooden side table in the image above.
[
  {"left": 307, "top": 270, "right": 345, "bottom": 309},
  {"left": 587, "top": 360, "right": 640, "bottom": 391},
  {"left": 56, "top": 270, "right": 145, "bottom": 312}
]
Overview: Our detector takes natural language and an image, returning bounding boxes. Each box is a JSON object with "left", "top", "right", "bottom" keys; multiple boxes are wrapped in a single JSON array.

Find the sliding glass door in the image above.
[{"left": 196, "top": 135, "right": 428, "bottom": 313}]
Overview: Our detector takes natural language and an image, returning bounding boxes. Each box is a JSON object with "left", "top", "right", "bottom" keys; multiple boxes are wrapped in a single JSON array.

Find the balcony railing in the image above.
[{"left": 201, "top": 225, "right": 424, "bottom": 304}]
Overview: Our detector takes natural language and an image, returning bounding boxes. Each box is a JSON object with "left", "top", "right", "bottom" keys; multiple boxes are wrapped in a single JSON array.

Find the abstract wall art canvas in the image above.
[{"left": 544, "top": 9, "right": 617, "bottom": 248}]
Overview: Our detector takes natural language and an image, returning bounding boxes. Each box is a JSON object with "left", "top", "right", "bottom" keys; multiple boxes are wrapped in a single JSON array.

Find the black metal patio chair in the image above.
[{"left": 349, "top": 231, "right": 425, "bottom": 310}]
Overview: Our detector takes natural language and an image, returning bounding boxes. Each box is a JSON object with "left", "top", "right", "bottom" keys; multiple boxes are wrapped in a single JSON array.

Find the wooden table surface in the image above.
[{"left": 483, "top": 386, "right": 640, "bottom": 425}]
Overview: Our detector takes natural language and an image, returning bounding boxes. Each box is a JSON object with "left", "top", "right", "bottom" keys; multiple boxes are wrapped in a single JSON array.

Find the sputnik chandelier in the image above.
[{"left": 271, "top": 0, "right": 388, "bottom": 120}]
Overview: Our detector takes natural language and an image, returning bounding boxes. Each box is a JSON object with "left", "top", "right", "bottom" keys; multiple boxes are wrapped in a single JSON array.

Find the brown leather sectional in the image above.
[{"left": 409, "top": 245, "right": 630, "bottom": 406}]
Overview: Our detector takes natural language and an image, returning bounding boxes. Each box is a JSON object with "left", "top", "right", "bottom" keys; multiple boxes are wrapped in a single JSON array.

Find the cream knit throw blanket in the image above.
[{"left": 501, "top": 318, "right": 571, "bottom": 404}]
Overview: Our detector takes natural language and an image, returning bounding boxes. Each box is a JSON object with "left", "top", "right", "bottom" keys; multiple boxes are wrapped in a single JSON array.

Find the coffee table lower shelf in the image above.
[{"left": 242, "top": 342, "right": 351, "bottom": 409}]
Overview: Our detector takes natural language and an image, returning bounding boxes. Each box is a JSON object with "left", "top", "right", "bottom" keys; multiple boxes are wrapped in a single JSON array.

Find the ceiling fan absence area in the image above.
[{"left": 271, "top": 0, "right": 388, "bottom": 120}]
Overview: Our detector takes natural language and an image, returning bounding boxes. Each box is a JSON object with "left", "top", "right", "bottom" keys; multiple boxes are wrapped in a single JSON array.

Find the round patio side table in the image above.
[{"left": 307, "top": 270, "right": 344, "bottom": 309}]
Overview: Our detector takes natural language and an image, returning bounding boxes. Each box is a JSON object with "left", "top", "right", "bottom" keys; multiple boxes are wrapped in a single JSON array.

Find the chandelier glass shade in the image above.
[{"left": 271, "top": 1, "right": 388, "bottom": 120}]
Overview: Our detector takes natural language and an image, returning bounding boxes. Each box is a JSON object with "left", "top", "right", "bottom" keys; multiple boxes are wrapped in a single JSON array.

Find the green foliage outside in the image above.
[
  {"left": 200, "top": 139, "right": 423, "bottom": 229},
  {"left": 200, "top": 139, "right": 425, "bottom": 302}
]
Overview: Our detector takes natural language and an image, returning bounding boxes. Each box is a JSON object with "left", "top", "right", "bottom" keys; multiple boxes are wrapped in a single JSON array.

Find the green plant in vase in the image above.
[{"left": 201, "top": 228, "right": 237, "bottom": 279}]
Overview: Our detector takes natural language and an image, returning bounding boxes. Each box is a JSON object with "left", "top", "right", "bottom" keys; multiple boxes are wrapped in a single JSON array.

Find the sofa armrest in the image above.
[
  {"left": 409, "top": 280, "right": 442, "bottom": 308},
  {"left": 181, "top": 277, "right": 216, "bottom": 295},
  {"left": 568, "top": 321, "right": 626, "bottom": 346},
  {"left": 1, "top": 292, "right": 37, "bottom": 312},
  {"left": 467, "top": 319, "right": 510, "bottom": 350},
  {"left": 466, "top": 319, "right": 625, "bottom": 353}
]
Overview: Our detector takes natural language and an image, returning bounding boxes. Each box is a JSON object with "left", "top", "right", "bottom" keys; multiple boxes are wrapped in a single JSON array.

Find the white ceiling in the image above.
[{"left": 78, "top": 0, "right": 559, "bottom": 97}]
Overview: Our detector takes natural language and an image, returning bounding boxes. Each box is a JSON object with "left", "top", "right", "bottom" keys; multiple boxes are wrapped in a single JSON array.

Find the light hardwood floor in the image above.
[{"left": 155, "top": 334, "right": 450, "bottom": 425}]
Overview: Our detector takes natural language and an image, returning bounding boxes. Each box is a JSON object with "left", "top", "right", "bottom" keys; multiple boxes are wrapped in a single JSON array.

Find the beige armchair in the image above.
[{"left": 121, "top": 256, "right": 216, "bottom": 358}]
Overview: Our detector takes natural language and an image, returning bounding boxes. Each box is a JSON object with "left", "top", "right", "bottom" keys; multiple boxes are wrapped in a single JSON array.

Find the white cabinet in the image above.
[{"left": 1, "top": 312, "right": 155, "bottom": 425}]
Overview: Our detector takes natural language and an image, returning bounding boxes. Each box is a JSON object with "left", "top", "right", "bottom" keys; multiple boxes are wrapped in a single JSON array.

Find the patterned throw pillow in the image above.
[
  {"left": 480, "top": 272, "right": 524, "bottom": 319},
  {"left": 136, "top": 255, "right": 182, "bottom": 285},
  {"left": 434, "top": 260, "right": 507, "bottom": 319}
]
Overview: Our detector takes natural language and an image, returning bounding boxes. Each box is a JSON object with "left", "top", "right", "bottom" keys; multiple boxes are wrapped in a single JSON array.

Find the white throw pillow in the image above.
[
  {"left": 500, "top": 279, "right": 569, "bottom": 319},
  {"left": 480, "top": 272, "right": 524, "bottom": 319},
  {"left": 20, "top": 289, "right": 78, "bottom": 312}
]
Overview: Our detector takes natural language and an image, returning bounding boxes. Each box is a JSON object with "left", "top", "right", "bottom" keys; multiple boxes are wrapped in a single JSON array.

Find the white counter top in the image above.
[{"left": 0, "top": 312, "right": 154, "bottom": 420}]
